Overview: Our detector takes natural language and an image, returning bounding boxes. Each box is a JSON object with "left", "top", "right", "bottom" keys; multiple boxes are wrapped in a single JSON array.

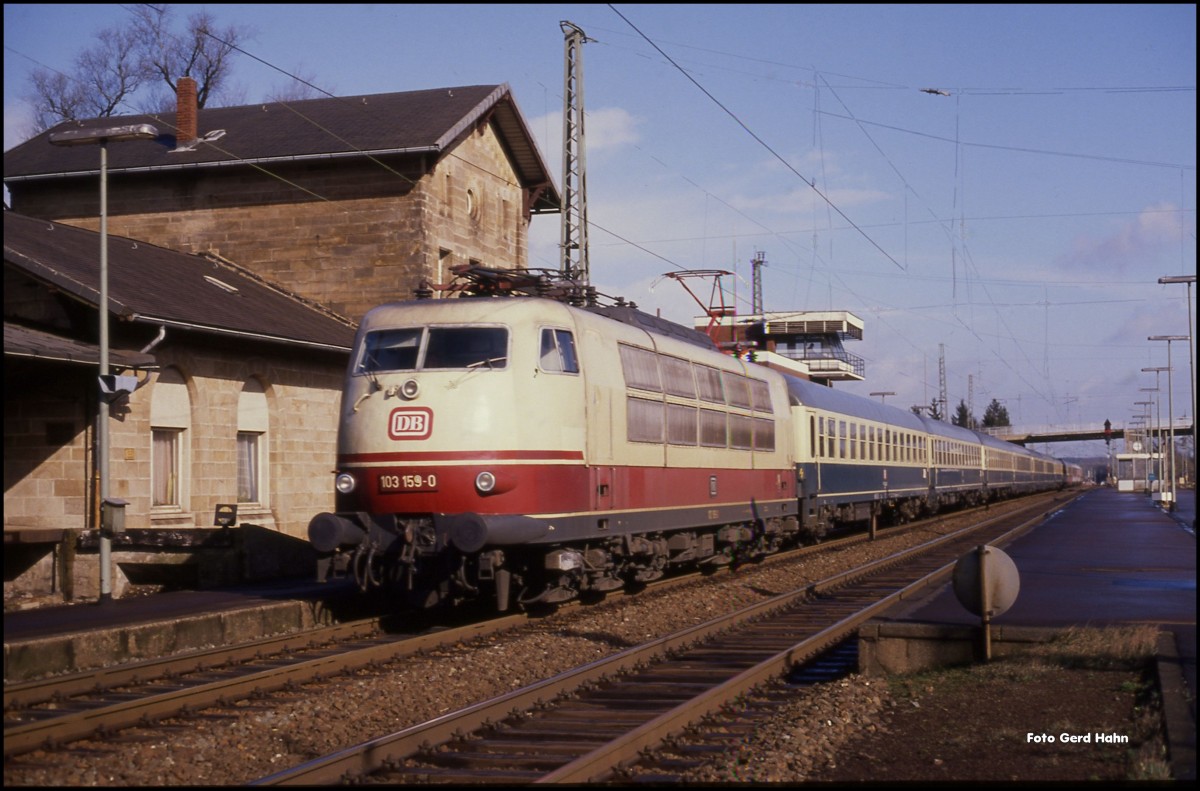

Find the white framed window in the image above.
[
  {"left": 237, "top": 432, "right": 261, "bottom": 503},
  {"left": 152, "top": 428, "right": 182, "bottom": 506},
  {"left": 150, "top": 367, "right": 190, "bottom": 510},
  {"left": 237, "top": 379, "right": 269, "bottom": 506}
]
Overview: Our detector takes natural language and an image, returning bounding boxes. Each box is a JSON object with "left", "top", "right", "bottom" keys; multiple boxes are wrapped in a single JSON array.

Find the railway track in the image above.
[
  {"left": 2, "top": 613, "right": 523, "bottom": 758},
  {"left": 3, "top": 491, "right": 1071, "bottom": 777},
  {"left": 254, "top": 493, "right": 1072, "bottom": 785}
]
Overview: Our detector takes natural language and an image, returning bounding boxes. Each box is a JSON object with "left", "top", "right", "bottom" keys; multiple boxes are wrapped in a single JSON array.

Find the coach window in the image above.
[
  {"left": 150, "top": 367, "right": 190, "bottom": 509},
  {"left": 237, "top": 378, "right": 269, "bottom": 505},
  {"left": 838, "top": 420, "right": 847, "bottom": 459},
  {"left": 539, "top": 328, "right": 579, "bottom": 374},
  {"left": 849, "top": 424, "right": 857, "bottom": 460}
]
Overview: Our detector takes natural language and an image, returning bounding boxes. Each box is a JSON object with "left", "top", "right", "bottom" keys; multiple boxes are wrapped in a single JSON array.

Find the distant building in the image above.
[{"left": 699, "top": 310, "right": 866, "bottom": 386}]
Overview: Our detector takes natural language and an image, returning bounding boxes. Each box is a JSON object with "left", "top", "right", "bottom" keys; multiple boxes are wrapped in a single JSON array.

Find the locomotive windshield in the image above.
[{"left": 356, "top": 326, "right": 508, "bottom": 373}]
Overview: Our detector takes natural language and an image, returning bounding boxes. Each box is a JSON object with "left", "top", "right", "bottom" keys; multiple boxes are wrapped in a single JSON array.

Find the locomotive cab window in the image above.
[
  {"left": 424, "top": 327, "right": 508, "bottom": 369},
  {"left": 358, "top": 328, "right": 422, "bottom": 373},
  {"left": 356, "top": 326, "right": 508, "bottom": 373},
  {"left": 539, "top": 328, "right": 579, "bottom": 374}
]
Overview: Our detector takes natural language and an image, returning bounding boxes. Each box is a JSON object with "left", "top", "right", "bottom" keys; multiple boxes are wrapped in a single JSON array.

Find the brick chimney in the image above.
[{"left": 176, "top": 76, "right": 197, "bottom": 146}]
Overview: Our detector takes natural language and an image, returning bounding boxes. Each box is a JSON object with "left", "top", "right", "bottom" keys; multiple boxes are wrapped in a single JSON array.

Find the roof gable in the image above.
[
  {"left": 4, "top": 211, "right": 355, "bottom": 351},
  {"left": 4, "top": 84, "right": 560, "bottom": 213}
]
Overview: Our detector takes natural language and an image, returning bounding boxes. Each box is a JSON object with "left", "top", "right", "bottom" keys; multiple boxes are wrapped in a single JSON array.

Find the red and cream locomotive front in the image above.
[{"left": 308, "top": 298, "right": 589, "bottom": 606}]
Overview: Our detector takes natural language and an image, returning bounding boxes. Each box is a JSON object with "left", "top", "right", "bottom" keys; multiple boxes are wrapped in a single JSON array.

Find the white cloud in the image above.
[
  {"left": 529, "top": 106, "right": 641, "bottom": 163},
  {"left": 1056, "top": 203, "right": 1191, "bottom": 273}
]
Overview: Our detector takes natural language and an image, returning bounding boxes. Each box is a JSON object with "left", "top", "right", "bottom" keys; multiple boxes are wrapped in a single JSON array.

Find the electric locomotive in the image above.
[{"left": 309, "top": 293, "right": 801, "bottom": 610}]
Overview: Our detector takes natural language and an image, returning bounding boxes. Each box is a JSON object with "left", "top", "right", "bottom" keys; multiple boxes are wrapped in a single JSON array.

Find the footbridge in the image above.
[{"left": 985, "top": 418, "right": 1194, "bottom": 446}]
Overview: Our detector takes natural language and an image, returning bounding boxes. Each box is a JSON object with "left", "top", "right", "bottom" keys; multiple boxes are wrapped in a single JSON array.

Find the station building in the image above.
[{"left": 3, "top": 81, "right": 559, "bottom": 605}]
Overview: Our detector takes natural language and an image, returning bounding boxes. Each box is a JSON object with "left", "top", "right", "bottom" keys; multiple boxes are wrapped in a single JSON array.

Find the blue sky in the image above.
[{"left": 5, "top": 4, "right": 1196, "bottom": 457}]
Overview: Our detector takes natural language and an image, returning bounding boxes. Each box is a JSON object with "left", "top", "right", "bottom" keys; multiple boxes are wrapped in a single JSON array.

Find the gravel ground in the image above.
[{"left": 4, "top": 505, "right": 1038, "bottom": 786}]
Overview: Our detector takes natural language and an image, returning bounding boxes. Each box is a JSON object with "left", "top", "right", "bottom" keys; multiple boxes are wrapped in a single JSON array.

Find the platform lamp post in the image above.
[
  {"left": 1142, "top": 370, "right": 1168, "bottom": 503},
  {"left": 1149, "top": 335, "right": 1188, "bottom": 512},
  {"left": 49, "top": 123, "right": 160, "bottom": 604},
  {"left": 1158, "top": 275, "right": 1195, "bottom": 486},
  {"left": 1139, "top": 385, "right": 1161, "bottom": 496}
]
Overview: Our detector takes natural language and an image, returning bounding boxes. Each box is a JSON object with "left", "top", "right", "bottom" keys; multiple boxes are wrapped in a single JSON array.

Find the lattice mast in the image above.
[
  {"left": 560, "top": 21, "right": 591, "bottom": 284},
  {"left": 750, "top": 250, "right": 766, "bottom": 314}
]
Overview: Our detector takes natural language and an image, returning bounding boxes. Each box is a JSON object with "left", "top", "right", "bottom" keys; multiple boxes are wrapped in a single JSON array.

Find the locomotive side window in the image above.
[
  {"left": 729, "top": 414, "right": 754, "bottom": 450},
  {"left": 424, "top": 327, "right": 508, "bottom": 369},
  {"left": 666, "top": 403, "right": 699, "bottom": 445},
  {"left": 695, "top": 365, "right": 724, "bottom": 403},
  {"left": 619, "top": 344, "right": 662, "bottom": 391},
  {"left": 627, "top": 396, "right": 664, "bottom": 443},
  {"left": 753, "top": 418, "right": 775, "bottom": 452},
  {"left": 699, "top": 409, "right": 727, "bottom": 447},
  {"left": 540, "top": 328, "right": 579, "bottom": 374},
  {"left": 749, "top": 378, "right": 772, "bottom": 414},
  {"left": 358, "top": 328, "right": 422, "bottom": 373},
  {"left": 660, "top": 355, "right": 696, "bottom": 397},
  {"left": 722, "top": 371, "right": 752, "bottom": 409}
]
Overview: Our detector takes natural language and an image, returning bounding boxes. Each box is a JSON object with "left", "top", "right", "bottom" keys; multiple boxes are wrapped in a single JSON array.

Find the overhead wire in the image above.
[{"left": 607, "top": 3, "right": 907, "bottom": 273}]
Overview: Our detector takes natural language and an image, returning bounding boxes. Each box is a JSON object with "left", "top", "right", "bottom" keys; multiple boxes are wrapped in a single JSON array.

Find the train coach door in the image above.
[{"left": 797, "top": 408, "right": 820, "bottom": 500}]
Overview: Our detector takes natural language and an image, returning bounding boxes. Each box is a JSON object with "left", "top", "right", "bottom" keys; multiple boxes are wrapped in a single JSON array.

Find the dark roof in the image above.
[
  {"left": 4, "top": 211, "right": 355, "bottom": 351},
  {"left": 786, "top": 375, "right": 928, "bottom": 431},
  {"left": 4, "top": 322, "right": 157, "bottom": 369},
  {"left": 4, "top": 84, "right": 560, "bottom": 213}
]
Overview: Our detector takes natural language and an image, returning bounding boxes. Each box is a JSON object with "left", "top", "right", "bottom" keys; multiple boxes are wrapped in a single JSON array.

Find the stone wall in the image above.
[{"left": 4, "top": 336, "right": 345, "bottom": 605}]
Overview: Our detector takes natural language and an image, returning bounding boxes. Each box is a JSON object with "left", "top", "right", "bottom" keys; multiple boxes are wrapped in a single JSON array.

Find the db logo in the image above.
[{"left": 388, "top": 407, "right": 433, "bottom": 440}]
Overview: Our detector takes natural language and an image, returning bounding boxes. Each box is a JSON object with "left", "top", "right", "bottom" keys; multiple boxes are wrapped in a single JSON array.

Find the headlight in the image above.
[
  {"left": 475, "top": 471, "right": 497, "bottom": 493},
  {"left": 400, "top": 378, "right": 420, "bottom": 399},
  {"left": 335, "top": 473, "right": 356, "bottom": 494}
]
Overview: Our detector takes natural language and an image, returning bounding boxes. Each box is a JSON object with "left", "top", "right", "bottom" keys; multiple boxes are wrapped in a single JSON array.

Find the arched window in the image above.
[
  {"left": 237, "top": 378, "right": 269, "bottom": 505},
  {"left": 150, "top": 367, "right": 190, "bottom": 508}
]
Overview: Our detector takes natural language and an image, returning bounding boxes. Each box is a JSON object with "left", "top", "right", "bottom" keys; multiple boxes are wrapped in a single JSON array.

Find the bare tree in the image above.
[
  {"left": 131, "top": 5, "right": 250, "bottom": 111},
  {"left": 23, "top": 5, "right": 253, "bottom": 133},
  {"left": 26, "top": 26, "right": 145, "bottom": 131},
  {"left": 265, "top": 67, "right": 330, "bottom": 104}
]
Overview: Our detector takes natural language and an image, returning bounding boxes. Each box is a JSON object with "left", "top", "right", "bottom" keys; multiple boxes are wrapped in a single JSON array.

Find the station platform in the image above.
[
  {"left": 3, "top": 576, "right": 366, "bottom": 683},
  {"left": 871, "top": 486, "right": 1196, "bottom": 779}
]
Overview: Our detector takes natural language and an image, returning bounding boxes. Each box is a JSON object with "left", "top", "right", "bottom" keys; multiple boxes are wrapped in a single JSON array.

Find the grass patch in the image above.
[{"left": 1024, "top": 624, "right": 1161, "bottom": 670}]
